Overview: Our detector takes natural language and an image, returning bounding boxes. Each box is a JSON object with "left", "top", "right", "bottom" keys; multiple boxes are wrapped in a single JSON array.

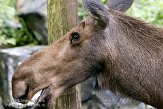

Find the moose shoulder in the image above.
[{"left": 12, "top": 0, "right": 163, "bottom": 108}]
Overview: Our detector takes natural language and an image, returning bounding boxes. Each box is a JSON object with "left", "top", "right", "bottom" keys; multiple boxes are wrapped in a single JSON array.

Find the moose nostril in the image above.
[
  {"left": 12, "top": 80, "right": 28, "bottom": 100},
  {"left": 13, "top": 84, "right": 29, "bottom": 104},
  {"left": 15, "top": 85, "right": 29, "bottom": 100}
]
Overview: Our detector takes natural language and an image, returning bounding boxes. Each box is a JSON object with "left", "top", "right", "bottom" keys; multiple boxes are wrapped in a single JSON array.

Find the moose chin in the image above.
[{"left": 12, "top": 0, "right": 163, "bottom": 108}]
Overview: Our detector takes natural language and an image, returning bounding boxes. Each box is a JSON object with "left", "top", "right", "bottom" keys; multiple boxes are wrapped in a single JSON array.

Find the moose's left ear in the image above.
[
  {"left": 107, "top": 0, "right": 134, "bottom": 12},
  {"left": 83, "top": 0, "right": 109, "bottom": 25}
]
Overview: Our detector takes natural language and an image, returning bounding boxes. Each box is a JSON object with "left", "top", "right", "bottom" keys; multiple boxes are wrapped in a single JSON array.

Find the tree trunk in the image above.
[
  {"left": 47, "top": 0, "right": 81, "bottom": 109},
  {"left": 48, "top": 0, "right": 78, "bottom": 43}
]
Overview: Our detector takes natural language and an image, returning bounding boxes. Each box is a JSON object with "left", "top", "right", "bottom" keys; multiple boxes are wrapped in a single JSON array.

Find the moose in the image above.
[{"left": 12, "top": 0, "right": 163, "bottom": 108}]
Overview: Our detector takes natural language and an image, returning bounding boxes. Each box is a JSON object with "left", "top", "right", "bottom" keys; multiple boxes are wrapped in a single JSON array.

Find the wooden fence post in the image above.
[{"left": 47, "top": 0, "right": 81, "bottom": 109}]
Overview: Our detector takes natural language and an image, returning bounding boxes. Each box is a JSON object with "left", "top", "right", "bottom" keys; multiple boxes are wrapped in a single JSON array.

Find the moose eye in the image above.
[{"left": 70, "top": 33, "right": 80, "bottom": 45}]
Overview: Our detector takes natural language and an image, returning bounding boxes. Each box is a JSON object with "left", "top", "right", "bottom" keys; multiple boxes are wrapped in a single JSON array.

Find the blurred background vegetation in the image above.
[
  {"left": 0, "top": 0, "right": 38, "bottom": 48},
  {"left": 1, "top": 0, "right": 163, "bottom": 48}
]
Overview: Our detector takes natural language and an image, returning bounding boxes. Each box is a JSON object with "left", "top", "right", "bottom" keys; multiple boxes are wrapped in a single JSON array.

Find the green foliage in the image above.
[
  {"left": 0, "top": 0, "right": 16, "bottom": 47},
  {"left": 78, "top": 0, "right": 87, "bottom": 20},
  {"left": 0, "top": 0, "right": 38, "bottom": 48},
  {"left": 128, "top": 0, "right": 163, "bottom": 26},
  {"left": 0, "top": 33, "right": 16, "bottom": 46}
]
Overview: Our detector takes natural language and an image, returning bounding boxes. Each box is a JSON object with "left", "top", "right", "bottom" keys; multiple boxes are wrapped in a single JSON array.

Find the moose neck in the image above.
[{"left": 98, "top": 11, "right": 163, "bottom": 108}]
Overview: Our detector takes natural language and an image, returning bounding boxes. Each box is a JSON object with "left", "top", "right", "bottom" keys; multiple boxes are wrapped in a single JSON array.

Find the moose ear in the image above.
[
  {"left": 82, "top": 0, "right": 109, "bottom": 24},
  {"left": 107, "top": 0, "right": 134, "bottom": 12}
]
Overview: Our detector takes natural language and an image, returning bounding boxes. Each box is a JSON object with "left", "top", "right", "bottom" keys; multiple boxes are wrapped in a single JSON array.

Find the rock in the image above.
[
  {"left": 16, "top": 0, "right": 47, "bottom": 16},
  {"left": 16, "top": 0, "right": 48, "bottom": 45}
]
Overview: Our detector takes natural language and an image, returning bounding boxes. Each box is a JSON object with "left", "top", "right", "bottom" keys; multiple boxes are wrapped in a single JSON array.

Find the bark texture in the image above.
[{"left": 48, "top": 0, "right": 78, "bottom": 43}]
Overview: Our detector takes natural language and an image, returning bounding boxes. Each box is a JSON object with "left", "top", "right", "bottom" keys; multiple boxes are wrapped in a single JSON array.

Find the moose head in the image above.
[{"left": 12, "top": 0, "right": 163, "bottom": 108}]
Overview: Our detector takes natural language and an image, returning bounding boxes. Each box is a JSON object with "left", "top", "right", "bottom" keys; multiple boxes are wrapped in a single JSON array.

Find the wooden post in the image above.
[
  {"left": 47, "top": 0, "right": 81, "bottom": 109},
  {"left": 48, "top": 0, "right": 78, "bottom": 43}
]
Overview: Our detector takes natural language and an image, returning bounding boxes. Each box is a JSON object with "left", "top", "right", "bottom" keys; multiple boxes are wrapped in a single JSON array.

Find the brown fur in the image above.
[
  {"left": 12, "top": 7, "right": 163, "bottom": 109},
  {"left": 97, "top": 10, "right": 163, "bottom": 108}
]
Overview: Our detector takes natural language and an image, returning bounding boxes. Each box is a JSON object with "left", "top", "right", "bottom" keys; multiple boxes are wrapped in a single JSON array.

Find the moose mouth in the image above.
[
  {"left": 15, "top": 86, "right": 51, "bottom": 108},
  {"left": 36, "top": 86, "right": 51, "bottom": 103}
]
